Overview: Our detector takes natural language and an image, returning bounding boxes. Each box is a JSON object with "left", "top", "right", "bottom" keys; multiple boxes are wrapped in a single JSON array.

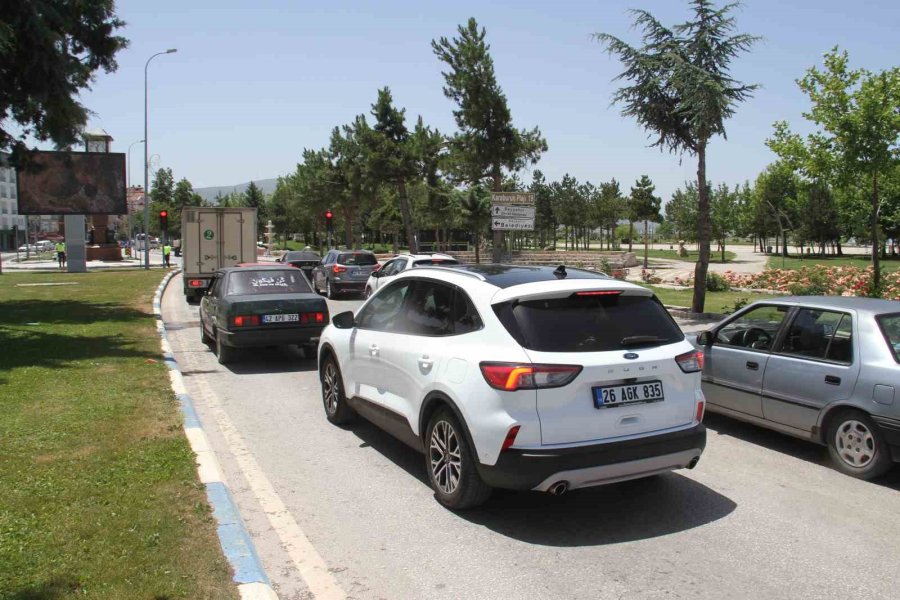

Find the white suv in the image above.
[
  {"left": 365, "top": 253, "right": 458, "bottom": 298},
  {"left": 318, "top": 265, "right": 706, "bottom": 509}
]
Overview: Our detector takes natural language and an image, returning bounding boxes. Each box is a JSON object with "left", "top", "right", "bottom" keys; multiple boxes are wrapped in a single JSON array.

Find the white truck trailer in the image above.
[{"left": 181, "top": 206, "right": 258, "bottom": 302}]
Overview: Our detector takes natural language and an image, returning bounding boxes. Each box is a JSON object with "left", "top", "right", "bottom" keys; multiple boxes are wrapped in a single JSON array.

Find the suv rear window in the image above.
[
  {"left": 227, "top": 270, "right": 312, "bottom": 295},
  {"left": 494, "top": 293, "right": 683, "bottom": 352},
  {"left": 338, "top": 253, "right": 377, "bottom": 266}
]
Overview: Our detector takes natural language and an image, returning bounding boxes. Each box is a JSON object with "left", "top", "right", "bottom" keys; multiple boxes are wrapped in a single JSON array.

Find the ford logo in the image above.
[{"left": 623, "top": 352, "right": 639, "bottom": 360}]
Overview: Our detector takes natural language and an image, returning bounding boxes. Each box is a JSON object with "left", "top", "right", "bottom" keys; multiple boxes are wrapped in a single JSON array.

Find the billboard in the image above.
[{"left": 16, "top": 151, "right": 126, "bottom": 215}]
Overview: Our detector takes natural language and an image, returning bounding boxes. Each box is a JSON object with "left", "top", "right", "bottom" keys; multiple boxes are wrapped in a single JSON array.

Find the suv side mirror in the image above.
[
  {"left": 697, "top": 330, "right": 712, "bottom": 346},
  {"left": 332, "top": 311, "right": 355, "bottom": 329}
]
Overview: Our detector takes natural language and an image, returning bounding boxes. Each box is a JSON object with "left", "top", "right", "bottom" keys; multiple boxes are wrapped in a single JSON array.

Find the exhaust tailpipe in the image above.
[
  {"left": 548, "top": 481, "right": 569, "bottom": 496},
  {"left": 687, "top": 456, "right": 700, "bottom": 469}
]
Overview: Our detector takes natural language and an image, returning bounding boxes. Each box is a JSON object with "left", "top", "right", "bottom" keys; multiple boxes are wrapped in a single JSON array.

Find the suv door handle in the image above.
[
  {"left": 746, "top": 361, "right": 759, "bottom": 371},
  {"left": 369, "top": 344, "right": 379, "bottom": 357},
  {"left": 825, "top": 375, "right": 841, "bottom": 385}
]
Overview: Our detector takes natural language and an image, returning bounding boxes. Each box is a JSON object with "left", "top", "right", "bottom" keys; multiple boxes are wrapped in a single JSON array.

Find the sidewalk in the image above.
[
  {"left": 629, "top": 244, "right": 769, "bottom": 284},
  {"left": 1, "top": 251, "right": 179, "bottom": 272}
]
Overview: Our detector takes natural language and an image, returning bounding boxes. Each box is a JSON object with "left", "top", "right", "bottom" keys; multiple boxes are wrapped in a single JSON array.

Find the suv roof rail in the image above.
[{"left": 410, "top": 265, "right": 486, "bottom": 281}]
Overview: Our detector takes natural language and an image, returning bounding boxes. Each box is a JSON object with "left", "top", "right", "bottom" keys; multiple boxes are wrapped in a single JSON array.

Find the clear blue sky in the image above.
[{"left": 77, "top": 0, "right": 900, "bottom": 201}]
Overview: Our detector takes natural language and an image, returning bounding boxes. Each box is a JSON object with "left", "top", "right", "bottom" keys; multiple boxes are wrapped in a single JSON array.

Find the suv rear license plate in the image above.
[
  {"left": 262, "top": 314, "right": 299, "bottom": 323},
  {"left": 593, "top": 381, "right": 664, "bottom": 408}
]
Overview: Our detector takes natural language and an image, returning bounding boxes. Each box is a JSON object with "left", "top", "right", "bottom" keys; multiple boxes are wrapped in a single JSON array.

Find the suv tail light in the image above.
[
  {"left": 232, "top": 315, "right": 260, "bottom": 327},
  {"left": 479, "top": 363, "right": 582, "bottom": 391},
  {"left": 332, "top": 265, "right": 347, "bottom": 274},
  {"left": 675, "top": 350, "right": 704, "bottom": 373},
  {"left": 696, "top": 400, "right": 705, "bottom": 422}
]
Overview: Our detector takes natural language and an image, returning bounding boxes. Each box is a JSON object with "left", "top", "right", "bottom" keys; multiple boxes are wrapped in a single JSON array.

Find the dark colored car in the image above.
[
  {"left": 278, "top": 250, "right": 321, "bottom": 282},
  {"left": 311, "top": 249, "right": 378, "bottom": 299},
  {"left": 199, "top": 266, "right": 328, "bottom": 364}
]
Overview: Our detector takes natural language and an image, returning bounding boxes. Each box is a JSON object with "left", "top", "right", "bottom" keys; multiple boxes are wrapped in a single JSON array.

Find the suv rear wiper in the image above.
[{"left": 620, "top": 335, "right": 669, "bottom": 348}]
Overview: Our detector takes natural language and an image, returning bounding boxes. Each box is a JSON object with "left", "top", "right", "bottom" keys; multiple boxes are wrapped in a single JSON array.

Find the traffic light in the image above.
[
  {"left": 325, "top": 209, "right": 333, "bottom": 231},
  {"left": 159, "top": 210, "right": 168, "bottom": 232}
]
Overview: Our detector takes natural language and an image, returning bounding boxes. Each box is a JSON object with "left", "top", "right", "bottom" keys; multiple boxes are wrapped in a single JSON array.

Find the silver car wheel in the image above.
[
  {"left": 430, "top": 420, "right": 462, "bottom": 494},
  {"left": 322, "top": 362, "right": 339, "bottom": 415},
  {"left": 835, "top": 419, "right": 875, "bottom": 468}
]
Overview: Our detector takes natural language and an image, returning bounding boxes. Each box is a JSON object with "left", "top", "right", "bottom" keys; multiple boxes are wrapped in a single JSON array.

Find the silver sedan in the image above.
[{"left": 694, "top": 296, "right": 900, "bottom": 479}]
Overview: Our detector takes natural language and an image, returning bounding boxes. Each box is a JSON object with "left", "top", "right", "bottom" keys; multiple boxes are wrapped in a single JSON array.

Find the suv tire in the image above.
[
  {"left": 321, "top": 356, "right": 355, "bottom": 424},
  {"left": 826, "top": 410, "right": 892, "bottom": 480},
  {"left": 425, "top": 408, "right": 492, "bottom": 510},
  {"left": 200, "top": 322, "right": 212, "bottom": 346},
  {"left": 326, "top": 279, "right": 336, "bottom": 300}
]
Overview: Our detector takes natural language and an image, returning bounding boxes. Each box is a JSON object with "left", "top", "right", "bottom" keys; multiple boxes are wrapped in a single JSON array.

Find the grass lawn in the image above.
[
  {"left": 0, "top": 271, "right": 236, "bottom": 599},
  {"left": 646, "top": 285, "right": 777, "bottom": 314},
  {"left": 766, "top": 254, "right": 900, "bottom": 273}
]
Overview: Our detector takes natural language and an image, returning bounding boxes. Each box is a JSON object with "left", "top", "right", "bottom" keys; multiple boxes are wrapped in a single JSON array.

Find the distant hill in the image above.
[{"left": 194, "top": 178, "right": 278, "bottom": 204}]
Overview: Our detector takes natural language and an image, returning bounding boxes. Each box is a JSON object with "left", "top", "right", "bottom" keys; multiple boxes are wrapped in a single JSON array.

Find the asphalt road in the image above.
[{"left": 161, "top": 280, "right": 900, "bottom": 600}]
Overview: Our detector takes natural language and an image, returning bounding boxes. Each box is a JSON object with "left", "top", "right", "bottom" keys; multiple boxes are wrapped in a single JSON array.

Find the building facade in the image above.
[{"left": 0, "top": 152, "right": 27, "bottom": 250}]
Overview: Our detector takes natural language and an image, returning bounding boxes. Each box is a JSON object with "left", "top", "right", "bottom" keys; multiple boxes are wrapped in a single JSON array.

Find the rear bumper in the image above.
[
  {"left": 183, "top": 277, "right": 211, "bottom": 295},
  {"left": 476, "top": 424, "right": 706, "bottom": 491},
  {"left": 219, "top": 326, "right": 324, "bottom": 348},
  {"left": 332, "top": 280, "right": 367, "bottom": 292}
]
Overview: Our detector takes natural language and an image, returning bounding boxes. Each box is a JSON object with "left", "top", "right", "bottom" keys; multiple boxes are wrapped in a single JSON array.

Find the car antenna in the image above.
[{"left": 553, "top": 265, "right": 567, "bottom": 279}]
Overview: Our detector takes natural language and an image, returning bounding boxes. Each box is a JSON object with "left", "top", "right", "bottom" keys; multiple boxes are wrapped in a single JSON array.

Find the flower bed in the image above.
[{"left": 677, "top": 266, "right": 900, "bottom": 299}]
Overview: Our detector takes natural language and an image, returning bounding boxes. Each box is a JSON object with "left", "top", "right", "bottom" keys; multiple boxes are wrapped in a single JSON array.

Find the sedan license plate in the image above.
[
  {"left": 593, "top": 381, "right": 664, "bottom": 409},
  {"left": 262, "top": 313, "right": 299, "bottom": 324}
]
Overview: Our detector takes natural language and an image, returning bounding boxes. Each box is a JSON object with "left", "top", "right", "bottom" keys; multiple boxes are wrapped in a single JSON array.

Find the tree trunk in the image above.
[
  {"left": 343, "top": 208, "right": 354, "bottom": 249},
  {"left": 628, "top": 221, "right": 634, "bottom": 253},
  {"left": 643, "top": 219, "right": 649, "bottom": 269},
  {"left": 398, "top": 179, "right": 417, "bottom": 253},
  {"left": 692, "top": 145, "right": 711, "bottom": 313},
  {"left": 474, "top": 228, "right": 480, "bottom": 264},
  {"left": 872, "top": 171, "right": 881, "bottom": 295}
]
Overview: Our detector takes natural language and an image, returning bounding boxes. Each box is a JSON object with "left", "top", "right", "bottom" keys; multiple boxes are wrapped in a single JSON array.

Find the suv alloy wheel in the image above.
[{"left": 426, "top": 408, "right": 491, "bottom": 509}]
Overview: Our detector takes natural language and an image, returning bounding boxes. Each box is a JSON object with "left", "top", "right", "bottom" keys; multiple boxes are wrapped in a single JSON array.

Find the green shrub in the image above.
[{"left": 706, "top": 272, "right": 730, "bottom": 292}]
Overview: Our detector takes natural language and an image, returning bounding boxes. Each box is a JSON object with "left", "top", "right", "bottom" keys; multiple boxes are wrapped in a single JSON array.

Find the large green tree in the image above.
[
  {"left": 630, "top": 175, "right": 662, "bottom": 268},
  {"left": 768, "top": 48, "right": 900, "bottom": 293},
  {"left": 596, "top": 179, "right": 625, "bottom": 250},
  {"left": 0, "top": 1, "right": 127, "bottom": 155},
  {"left": 362, "top": 88, "right": 419, "bottom": 252},
  {"left": 432, "top": 18, "right": 547, "bottom": 261},
  {"left": 595, "top": 0, "right": 758, "bottom": 312}
]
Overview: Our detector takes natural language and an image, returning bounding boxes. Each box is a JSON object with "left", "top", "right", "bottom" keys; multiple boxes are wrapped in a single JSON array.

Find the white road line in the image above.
[{"left": 190, "top": 379, "right": 347, "bottom": 600}]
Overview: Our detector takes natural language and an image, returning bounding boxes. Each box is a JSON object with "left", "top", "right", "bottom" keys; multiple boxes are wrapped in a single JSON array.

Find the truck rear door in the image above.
[
  {"left": 221, "top": 210, "right": 255, "bottom": 267},
  {"left": 197, "top": 211, "right": 221, "bottom": 273}
]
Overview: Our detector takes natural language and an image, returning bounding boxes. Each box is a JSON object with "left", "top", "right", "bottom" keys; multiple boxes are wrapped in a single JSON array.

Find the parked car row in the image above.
[{"left": 190, "top": 249, "right": 900, "bottom": 511}]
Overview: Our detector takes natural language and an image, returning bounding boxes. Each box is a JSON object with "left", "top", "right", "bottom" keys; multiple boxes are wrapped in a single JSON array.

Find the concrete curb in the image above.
[
  {"left": 153, "top": 270, "right": 279, "bottom": 600},
  {"left": 663, "top": 305, "right": 727, "bottom": 322}
]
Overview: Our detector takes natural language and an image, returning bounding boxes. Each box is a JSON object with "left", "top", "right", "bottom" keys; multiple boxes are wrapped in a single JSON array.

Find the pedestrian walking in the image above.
[
  {"left": 55, "top": 241, "right": 66, "bottom": 268},
  {"left": 163, "top": 243, "right": 171, "bottom": 268}
]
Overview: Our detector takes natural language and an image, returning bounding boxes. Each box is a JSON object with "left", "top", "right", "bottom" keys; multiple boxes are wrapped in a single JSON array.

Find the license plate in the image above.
[
  {"left": 593, "top": 381, "right": 664, "bottom": 408},
  {"left": 262, "top": 313, "right": 299, "bottom": 323}
]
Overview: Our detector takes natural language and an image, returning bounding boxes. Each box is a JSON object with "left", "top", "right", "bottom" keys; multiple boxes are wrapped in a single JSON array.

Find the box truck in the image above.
[{"left": 181, "top": 206, "right": 257, "bottom": 302}]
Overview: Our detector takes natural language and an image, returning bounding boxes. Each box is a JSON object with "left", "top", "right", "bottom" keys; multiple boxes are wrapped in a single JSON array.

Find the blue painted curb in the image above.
[{"left": 154, "top": 270, "right": 273, "bottom": 589}]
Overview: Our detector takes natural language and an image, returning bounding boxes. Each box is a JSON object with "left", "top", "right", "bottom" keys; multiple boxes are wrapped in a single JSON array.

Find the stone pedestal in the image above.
[{"left": 85, "top": 215, "right": 122, "bottom": 261}]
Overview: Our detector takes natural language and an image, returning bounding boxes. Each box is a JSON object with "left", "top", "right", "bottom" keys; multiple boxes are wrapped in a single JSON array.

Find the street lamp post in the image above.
[
  {"left": 143, "top": 48, "right": 177, "bottom": 269},
  {"left": 127, "top": 138, "right": 144, "bottom": 188}
]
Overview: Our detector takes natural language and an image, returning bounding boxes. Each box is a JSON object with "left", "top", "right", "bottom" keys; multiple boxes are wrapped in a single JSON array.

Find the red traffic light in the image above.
[
  {"left": 325, "top": 210, "right": 333, "bottom": 219},
  {"left": 159, "top": 210, "right": 168, "bottom": 218}
]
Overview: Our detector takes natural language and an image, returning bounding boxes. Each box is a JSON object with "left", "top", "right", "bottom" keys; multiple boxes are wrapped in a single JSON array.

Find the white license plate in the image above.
[
  {"left": 262, "top": 313, "right": 299, "bottom": 323},
  {"left": 593, "top": 380, "right": 664, "bottom": 408}
]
